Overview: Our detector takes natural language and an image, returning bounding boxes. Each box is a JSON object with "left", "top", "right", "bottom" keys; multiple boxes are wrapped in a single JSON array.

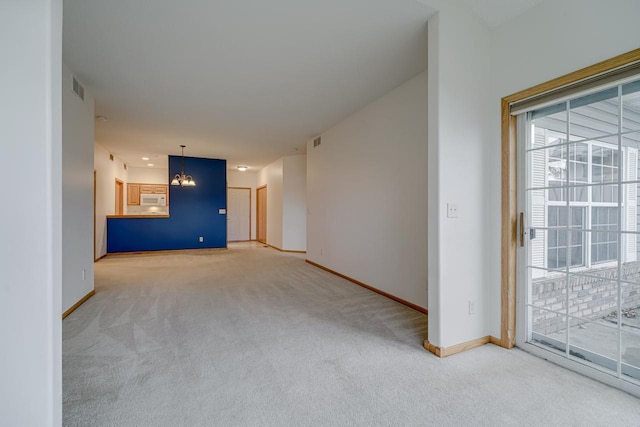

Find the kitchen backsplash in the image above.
[{"left": 127, "top": 205, "right": 169, "bottom": 215}]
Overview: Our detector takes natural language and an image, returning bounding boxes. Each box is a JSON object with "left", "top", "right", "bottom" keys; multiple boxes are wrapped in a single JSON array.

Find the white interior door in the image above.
[{"left": 228, "top": 188, "right": 250, "bottom": 241}]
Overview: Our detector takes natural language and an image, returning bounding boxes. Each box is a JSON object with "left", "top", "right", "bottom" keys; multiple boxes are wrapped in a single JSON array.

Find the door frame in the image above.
[
  {"left": 256, "top": 185, "right": 267, "bottom": 244},
  {"left": 115, "top": 178, "right": 124, "bottom": 216},
  {"left": 94, "top": 170, "right": 97, "bottom": 261},
  {"left": 501, "top": 48, "right": 640, "bottom": 349},
  {"left": 227, "top": 186, "right": 252, "bottom": 242}
]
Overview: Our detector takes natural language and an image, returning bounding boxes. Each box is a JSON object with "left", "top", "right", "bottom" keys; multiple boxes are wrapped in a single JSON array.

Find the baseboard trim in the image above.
[
  {"left": 94, "top": 253, "right": 107, "bottom": 262},
  {"left": 305, "top": 259, "right": 428, "bottom": 315},
  {"left": 489, "top": 336, "right": 502, "bottom": 346},
  {"left": 62, "top": 289, "right": 95, "bottom": 319},
  {"left": 267, "top": 244, "right": 307, "bottom": 254},
  {"left": 107, "top": 247, "right": 228, "bottom": 256},
  {"left": 424, "top": 335, "right": 502, "bottom": 358}
]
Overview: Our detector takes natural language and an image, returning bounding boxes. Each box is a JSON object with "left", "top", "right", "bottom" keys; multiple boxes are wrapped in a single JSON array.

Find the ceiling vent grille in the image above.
[
  {"left": 72, "top": 76, "right": 85, "bottom": 101},
  {"left": 313, "top": 137, "right": 321, "bottom": 147}
]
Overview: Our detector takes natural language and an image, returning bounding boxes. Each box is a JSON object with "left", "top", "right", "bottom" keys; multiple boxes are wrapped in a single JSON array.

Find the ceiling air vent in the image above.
[
  {"left": 72, "top": 76, "right": 85, "bottom": 101},
  {"left": 313, "top": 137, "right": 321, "bottom": 147}
]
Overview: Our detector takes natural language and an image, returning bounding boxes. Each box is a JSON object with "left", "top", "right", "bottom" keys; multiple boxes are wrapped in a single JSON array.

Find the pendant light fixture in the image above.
[{"left": 171, "top": 145, "right": 196, "bottom": 187}]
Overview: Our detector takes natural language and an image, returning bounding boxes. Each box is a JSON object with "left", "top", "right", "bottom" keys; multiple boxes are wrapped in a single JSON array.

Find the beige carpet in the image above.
[{"left": 63, "top": 243, "right": 640, "bottom": 426}]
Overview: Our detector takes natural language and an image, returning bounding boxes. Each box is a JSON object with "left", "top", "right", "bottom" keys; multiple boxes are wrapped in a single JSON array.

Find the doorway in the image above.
[
  {"left": 94, "top": 170, "right": 97, "bottom": 261},
  {"left": 517, "top": 77, "right": 640, "bottom": 386},
  {"left": 115, "top": 179, "right": 124, "bottom": 216},
  {"left": 257, "top": 185, "right": 267, "bottom": 244},
  {"left": 228, "top": 187, "right": 251, "bottom": 241}
]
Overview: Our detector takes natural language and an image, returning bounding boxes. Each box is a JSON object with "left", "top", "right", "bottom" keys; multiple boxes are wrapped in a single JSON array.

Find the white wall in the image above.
[
  {"left": 282, "top": 155, "right": 307, "bottom": 251},
  {"left": 0, "top": 0, "right": 62, "bottom": 425},
  {"left": 307, "top": 71, "right": 428, "bottom": 308},
  {"left": 256, "top": 156, "right": 307, "bottom": 251},
  {"left": 420, "top": 1, "right": 493, "bottom": 348},
  {"left": 485, "top": 0, "right": 640, "bottom": 338},
  {"left": 258, "top": 158, "right": 284, "bottom": 249},
  {"left": 128, "top": 166, "right": 168, "bottom": 184},
  {"left": 62, "top": 64, "right": 95, "bottom": 312},
  {"left": 228, "top": 170, "right": 258, "bottom": 240},
  {"left": 418, "top": 0, "right": 640, "bottom": 348},
  {"left": 94, "top": 143, "right": 128, "bottom": 257}
]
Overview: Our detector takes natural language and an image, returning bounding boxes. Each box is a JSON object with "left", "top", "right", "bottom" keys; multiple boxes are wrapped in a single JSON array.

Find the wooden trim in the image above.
[
  {"left": 228, "top": 187, "right": 252, "bottom": 242},
  {"left": 94, "top": 170, "right": 97, "bottom": 262},
  {"left": 94, "top": 253, "right": 107, "bottom": 262},
  {"left": 423, "top": 336, "right": 492, "bottom": 358},
  {"left": 489, "top": 336, "right": 502, "bottom": 346},
  {"left": 115, "top": 178, "right": 124, "bottom": 215},
  {"left": 501, "top": 98, "right": 518, "bottom": 350},
  {"left": 305, "top": 259, "right": 428, "bottom": 315},
  {"left": 503, "top": 48, "right": 640, "bottom": 104},
  {"left": 267, "top": 244, "right": 306, "bottom": 254},
  {"left": 256, "top": 185, "right": 267, "bottom": 244},
  {"left": 62, "top": 289, "right": 95, "bottom": 319},
  {"left": 500, "top": 48, "right": 640, "bottom": 350}
]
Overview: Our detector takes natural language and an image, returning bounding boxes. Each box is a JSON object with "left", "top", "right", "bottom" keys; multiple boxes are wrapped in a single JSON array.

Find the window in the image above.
[
  {"left": 538, "top": 131, "right": 631, "bottom": 268},
  {"left": 547, "top": 206, "right": 584, "bottom": 269},
  {"left": 548, "top": 142, "right": 588, "bottom": 202},
  {"left": 591, "top": 145, "right": 618, "bottom": 203},
  {"left": 591, "top": 207, "right": 618, "bottom": 264}
]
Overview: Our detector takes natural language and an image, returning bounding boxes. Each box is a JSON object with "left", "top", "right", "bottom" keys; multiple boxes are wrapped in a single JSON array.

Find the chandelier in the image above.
[{"left": 171, "top": 145, "right": 196, "bottom": 187}]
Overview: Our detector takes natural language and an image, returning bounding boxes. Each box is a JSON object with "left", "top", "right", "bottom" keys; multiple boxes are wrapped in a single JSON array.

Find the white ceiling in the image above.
[
  {"left": 63, "top": 0, "right": 435, "bottom": 170},
  {"left": 459, "top": 0, "right": 546, "bottom": 28},
  {"left": 64, "top": 0, "right": 550, "bottom": 171}
]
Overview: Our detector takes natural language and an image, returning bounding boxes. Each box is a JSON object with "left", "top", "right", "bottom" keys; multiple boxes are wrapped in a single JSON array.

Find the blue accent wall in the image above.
[{"left": 107, "top": 156, "right": 227, "bottom": 252}]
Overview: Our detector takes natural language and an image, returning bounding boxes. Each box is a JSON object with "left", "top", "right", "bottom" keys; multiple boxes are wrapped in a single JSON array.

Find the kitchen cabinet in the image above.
[
  {"left": 140, "top": 184, "right": 154, "bottom": 194},
  {"left": 127, "top": 184, "right": 140, "bottom": 205},
  {"left": 127, "top": 183, "right": 168, "bottom": 205}
]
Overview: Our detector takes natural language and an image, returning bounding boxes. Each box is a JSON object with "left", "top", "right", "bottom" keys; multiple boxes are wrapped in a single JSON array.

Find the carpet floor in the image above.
[{"left": 63, "top": 243, "right": 640, "bottom": 426}]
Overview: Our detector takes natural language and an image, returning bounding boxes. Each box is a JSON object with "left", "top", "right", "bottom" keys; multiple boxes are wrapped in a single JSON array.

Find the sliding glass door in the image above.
[{"left": 519, "top": 77, "right": 640, "bottom": 385}]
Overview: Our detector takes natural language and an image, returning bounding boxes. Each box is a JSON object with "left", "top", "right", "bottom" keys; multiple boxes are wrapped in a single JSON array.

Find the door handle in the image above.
[{"left": 519, "top": 212, "right": 525, "bottom": 247}]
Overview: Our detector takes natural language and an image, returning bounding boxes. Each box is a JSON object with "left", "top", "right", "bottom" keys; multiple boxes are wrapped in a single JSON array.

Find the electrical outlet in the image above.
[
  {"left": 199, "top": 237, "right": 204, "bottom": 243},
  {"left": 320, "top": 248, "right": 324, "bottom": 255},
  {"left": 447, "top": 203, "right": 459, "bottom": 218},
  {"left": 82, "top": 269, "right": 86, "bottom": 281},
  {"left": 468, "top": 300, "right": 476, "bottom": 315}
]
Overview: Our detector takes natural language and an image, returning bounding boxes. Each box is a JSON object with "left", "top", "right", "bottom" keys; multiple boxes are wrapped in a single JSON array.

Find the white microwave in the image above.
[{"left": 140, "top": 194, "right": 166, "bottom": 206}]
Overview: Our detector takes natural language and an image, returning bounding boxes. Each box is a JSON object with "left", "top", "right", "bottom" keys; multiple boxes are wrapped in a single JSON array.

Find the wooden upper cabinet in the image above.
[
  {"left": 127, "top": 183, "right": 168, "bottom": 205},
  {"left": 127, "top": 184, "right": 140, "bottom": 206},
  {"left": 153, "top": 185, "right": 167, "bottom": 194}
]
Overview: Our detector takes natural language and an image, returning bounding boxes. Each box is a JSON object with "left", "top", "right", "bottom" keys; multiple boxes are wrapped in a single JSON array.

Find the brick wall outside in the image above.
[{"left": 532, "top": 263, "right": 640, "bottom": 335}]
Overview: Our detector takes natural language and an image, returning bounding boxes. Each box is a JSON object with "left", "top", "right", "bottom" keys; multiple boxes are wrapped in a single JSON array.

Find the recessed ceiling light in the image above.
[
  {"left": 237, "top": 166, "right": 248, "bottom": 172},
  {"left": 147, "top": 163, "right": 154, "bottom": 167},
  {"left": 142, "top": 157, "right": 150, "bottom": 160}
]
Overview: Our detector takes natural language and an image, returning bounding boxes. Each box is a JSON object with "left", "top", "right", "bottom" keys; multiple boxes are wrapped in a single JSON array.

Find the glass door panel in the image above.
[{"left": 521, "top": 77, "right": 640, "bottom": 385}]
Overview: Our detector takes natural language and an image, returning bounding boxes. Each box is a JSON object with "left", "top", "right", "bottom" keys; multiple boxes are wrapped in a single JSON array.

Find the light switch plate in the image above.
[
  {"left": 447, "top": 203, "right": 459, "bottom": 218},
  {"left": 218, "top": 208, "right": 226, "bottom": 214}
]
